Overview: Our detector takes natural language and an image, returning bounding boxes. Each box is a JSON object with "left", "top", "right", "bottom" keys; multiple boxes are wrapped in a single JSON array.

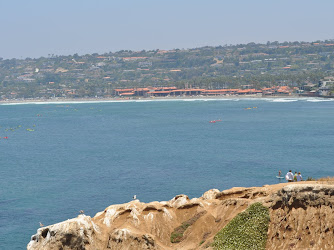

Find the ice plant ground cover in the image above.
[{"left": 212, "top": 202, "right": 270, "bottom": 250}]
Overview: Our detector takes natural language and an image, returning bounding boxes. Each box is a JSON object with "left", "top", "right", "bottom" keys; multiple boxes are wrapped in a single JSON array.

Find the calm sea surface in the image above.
[{"left": 1, "top": 98, "right": 334, "bottom": 249}]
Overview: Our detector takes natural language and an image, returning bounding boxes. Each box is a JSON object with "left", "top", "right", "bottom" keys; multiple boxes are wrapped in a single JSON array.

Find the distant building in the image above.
[
  {"left": 318, "top": 86, "right": 330, "bottom": 96},
  {"left": 319, "top": 77, "right": 334, "bottom": 87},
  {"left": 318, "top": 77, "right": 334, "bottom": 96}
]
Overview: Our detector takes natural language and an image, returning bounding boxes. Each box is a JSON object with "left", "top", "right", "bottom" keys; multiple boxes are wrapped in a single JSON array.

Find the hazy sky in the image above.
[{"left": 1, "top": 0, "right": 333, "bottom": 59}]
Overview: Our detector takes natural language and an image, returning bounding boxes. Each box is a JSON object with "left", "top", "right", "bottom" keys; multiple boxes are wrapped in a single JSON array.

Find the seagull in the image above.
[
  {"left": 79, "top": 210, "right": 84, "bottom": 214},
  {"left": 133, "top": 195, "right": 136, "bottom": 200},
  {"left": 39, "top": 222, "right": 44, "bottom": 227}
]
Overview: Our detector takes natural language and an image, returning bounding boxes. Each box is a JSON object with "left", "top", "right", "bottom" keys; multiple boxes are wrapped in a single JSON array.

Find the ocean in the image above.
[{"left": 0, "top": 97, "right": 333, "bottom": 249}]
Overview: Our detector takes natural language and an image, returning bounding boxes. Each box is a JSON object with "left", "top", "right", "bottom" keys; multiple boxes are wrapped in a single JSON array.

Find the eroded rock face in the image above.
[
  {"left": 28, "top": 215, "right": 99, "bottom": 250},
  {"left": 267, "top": 184, "right": 334, "bottom": 250},
  {"left": 27, "top": 182, "right": 334, "bottom": 250}
]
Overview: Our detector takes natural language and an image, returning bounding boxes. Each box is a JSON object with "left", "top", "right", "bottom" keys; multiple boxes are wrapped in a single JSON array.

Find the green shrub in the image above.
[
  {"left": 212, "top": 202, "right": 270, "bottom": 250},
  {"left": 170, "top": 232, "right": 184, "bottom": 243},
  {"left": 170, "top": 211, "right": 206, "bottom": 243},
  {"left": 170, "top": 223, "right": 191, "bottom": 243}
]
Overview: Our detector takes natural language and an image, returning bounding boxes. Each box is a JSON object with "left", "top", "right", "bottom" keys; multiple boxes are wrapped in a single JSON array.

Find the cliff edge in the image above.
[{"left": 27, "top": 181, "right": 334, "bottom": 249}]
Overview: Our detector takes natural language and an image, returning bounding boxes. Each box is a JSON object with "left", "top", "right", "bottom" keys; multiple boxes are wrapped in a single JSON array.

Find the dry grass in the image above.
[{"left": 317, "top": 176, "right": 334, "bottom": 184}]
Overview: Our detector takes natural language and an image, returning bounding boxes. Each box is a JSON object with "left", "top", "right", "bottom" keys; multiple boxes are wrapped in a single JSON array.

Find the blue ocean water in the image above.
[{"left": 0, "top": 97, "right": 333, "bottom": 249}]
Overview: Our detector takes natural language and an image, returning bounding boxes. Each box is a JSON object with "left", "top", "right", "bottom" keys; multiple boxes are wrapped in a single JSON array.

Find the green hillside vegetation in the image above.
[
  {"left": 0, "top": 40, "right": 333, "bottom": 99},
  {"left": 212, "top": 202, "right": 270, "bottom": 250}
]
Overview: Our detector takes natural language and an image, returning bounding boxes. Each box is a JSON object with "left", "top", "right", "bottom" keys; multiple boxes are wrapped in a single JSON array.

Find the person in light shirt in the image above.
[
  {"left": 296, "top": 172, "right": 303, "bottom": 182},
  {"left": 285, "top": 170, "right": 294, "bottom": 182}
]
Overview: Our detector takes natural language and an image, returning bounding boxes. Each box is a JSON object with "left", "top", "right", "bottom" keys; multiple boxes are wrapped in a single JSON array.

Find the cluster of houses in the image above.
[
  {"left": 113, "top": 86, "right": 294, "bottom": 98},
  {"left": 317, "top": 77, "right": 334, "bottom": 96},
  {"left": 113, "top": 77, "right": 334, "bottom": 98},
  {"left": 299, "top": 77, "right": 334, "bottom": 97}
]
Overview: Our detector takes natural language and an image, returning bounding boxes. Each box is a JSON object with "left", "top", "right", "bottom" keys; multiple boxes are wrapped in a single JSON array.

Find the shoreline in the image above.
[{"left": 0, "top": 94, "right": 326, "bottom": 105}]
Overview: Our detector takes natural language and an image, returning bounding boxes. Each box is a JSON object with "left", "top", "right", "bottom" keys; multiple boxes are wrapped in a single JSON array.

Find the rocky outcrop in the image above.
[{"left": 28, "top": 182, "right": 334, "bottom": 249}]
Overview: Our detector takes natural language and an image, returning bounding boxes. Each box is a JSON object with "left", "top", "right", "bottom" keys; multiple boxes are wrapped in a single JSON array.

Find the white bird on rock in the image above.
[
  {"left": 39, "top": 222, "right": 44, "bottom": 227},
  {"left": 133, "top": 195, "right": 136, "bottom": 200},
  {"left": 79, "top": 210, "right": 84, "bottom": 214}
]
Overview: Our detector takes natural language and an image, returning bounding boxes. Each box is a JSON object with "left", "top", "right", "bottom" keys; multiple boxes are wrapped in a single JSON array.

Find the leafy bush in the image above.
[{"left": 212, "top": 202, "right": 269, "bottom": 250}]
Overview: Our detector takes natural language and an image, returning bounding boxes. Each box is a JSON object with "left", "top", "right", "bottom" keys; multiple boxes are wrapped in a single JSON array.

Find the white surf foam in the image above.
[
  {"left": 2, "top": 97, "right": 333, "bottom": 105},
  {"left": 269, "top": 98, "right": 299, "bottom": 103},
  {"left": 305, "top": 98, "right": 334, "bottom": 102},
  {"left": 0, "top": 100, "right": 140, "bottom": 105}
]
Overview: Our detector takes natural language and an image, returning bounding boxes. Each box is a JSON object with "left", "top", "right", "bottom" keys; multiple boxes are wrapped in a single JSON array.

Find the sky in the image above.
[{"left": 0, "top": 0, "right": 333, "bottom": 59}]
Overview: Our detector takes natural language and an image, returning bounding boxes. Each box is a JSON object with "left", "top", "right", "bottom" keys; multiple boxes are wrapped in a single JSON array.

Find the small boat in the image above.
[{"left": 209, "top": 120, "right": 216, "bottom": 123}]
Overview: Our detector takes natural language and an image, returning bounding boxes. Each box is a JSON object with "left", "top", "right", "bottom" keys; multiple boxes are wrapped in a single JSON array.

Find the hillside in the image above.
[
  {"left": 1, "top": 40, "right": 334, "bottom": 100},
  {"left": 27, "top": 180, "right": 334, "bottom": 249}
]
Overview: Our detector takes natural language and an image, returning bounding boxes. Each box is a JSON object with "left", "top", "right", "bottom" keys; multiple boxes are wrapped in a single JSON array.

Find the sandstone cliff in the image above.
[{"left": 27, "top": 181, "right": 334, "bottom": 249}]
